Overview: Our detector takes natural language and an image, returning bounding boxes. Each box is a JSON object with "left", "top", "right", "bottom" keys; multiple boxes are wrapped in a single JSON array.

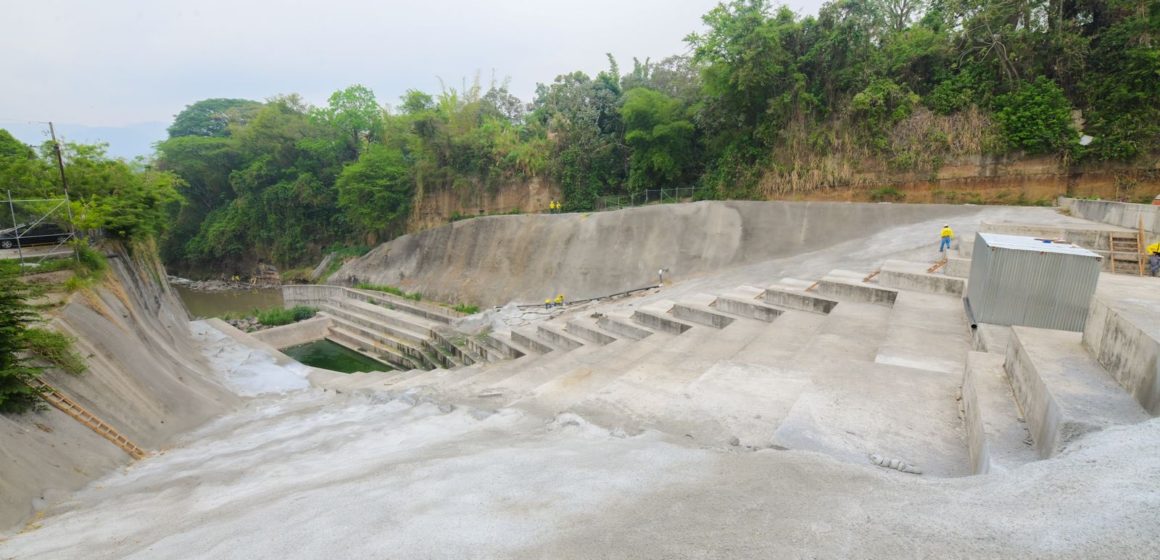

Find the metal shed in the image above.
[{"left": 965, "top": 233, "right": 1102, "bottom": 332}]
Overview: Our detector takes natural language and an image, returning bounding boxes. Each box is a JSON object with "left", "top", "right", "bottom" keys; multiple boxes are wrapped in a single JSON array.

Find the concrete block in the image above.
[
  {"left": 475, "top": 332, "right": 527, "bottom": 360},
  {"left": 961, "top": 352, "right": 1036, "bottom": 475},
  {"left": 710, "top": 296, "right": 784, "bottom": 322},
  {"left": 511, "top": 329, "right": 558, "bottom": 354},
  {"left": 252, "top": 315, "right": 331, "bottom": 349},
  {"left": 670, "top": 303, "right": 735, "bottom": 329},
  {"left": 565, "top": 319, "right": 618, "bottom": 345},
  {"left": 596, "top": 316, "right": 654, "bottom": 341},
  {"left": 631, "top": 309, "right": 693, "bottom": 335},
  {"left": 1004, "top": 326, "right": 1149, "bottom": 458},
  {"left": 1082, "top": 276, "right": 1160, "bottom": 415},
  {"left": 762, "top": 287, "right": 838, "bottom": 315},
  {"left": 813, "top": 277, "right": 898, "bottom": 307},
  {"left": 945, "top": 257, "right": 971, "bottom": 278},
  {"left": 536, "top": 323, "right": 587, "bottom": 350},
  {"left": 878, "top": 260, "right": 965, "bottom": 296}
]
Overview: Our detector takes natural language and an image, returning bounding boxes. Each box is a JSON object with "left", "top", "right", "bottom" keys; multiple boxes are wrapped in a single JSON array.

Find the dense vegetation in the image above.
[{"left": 4, "top": 0, "right": 1157, "bottom": 276}]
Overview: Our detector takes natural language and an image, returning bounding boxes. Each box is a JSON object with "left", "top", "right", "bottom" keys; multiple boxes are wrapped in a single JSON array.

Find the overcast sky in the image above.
[{"left": 2, "top": 0, "right": 824, "bottom": 155}]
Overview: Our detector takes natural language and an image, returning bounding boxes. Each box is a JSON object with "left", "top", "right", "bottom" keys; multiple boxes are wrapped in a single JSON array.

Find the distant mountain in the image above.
[{"left": 2, "top": 122, "right": 168, "bottom": 161}]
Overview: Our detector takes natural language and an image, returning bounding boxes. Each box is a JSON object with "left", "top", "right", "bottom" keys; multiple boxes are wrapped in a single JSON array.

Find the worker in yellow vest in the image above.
[
  {"left": 939, "top": 224, "right": 954, "bottom": 253},
  {"left": 1147, "top": 240, "right": 1160, "bottom": 277},
  {"left": 555, "top": 294, "right": 565, "bottom": 306}
]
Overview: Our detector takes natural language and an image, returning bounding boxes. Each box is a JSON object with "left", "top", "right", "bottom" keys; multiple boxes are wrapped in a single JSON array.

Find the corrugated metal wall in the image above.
[{"left": 966, "top": 235, "right": 1102, "bottom": 331}]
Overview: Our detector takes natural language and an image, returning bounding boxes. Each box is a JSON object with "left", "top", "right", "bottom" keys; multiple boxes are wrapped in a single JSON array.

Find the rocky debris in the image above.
[
  {"left": 224, "top": 317, "right": 270, "bottom": 333},
  {"left": 168, "top": 269, "right": 281, "bottom": 292}
]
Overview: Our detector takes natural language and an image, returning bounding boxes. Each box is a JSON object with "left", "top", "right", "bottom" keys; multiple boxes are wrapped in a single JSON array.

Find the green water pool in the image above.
[{"left": 283, "top": 340, "right": 392, "bottom": 374}]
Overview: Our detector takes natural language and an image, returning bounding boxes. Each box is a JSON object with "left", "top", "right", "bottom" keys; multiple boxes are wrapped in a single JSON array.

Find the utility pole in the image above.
[
  {"left": 47, "top": 122, "right": 78, "bottom": 261},
  {"left": 47, "top": 122, "right": 70, "bottom": 196}
]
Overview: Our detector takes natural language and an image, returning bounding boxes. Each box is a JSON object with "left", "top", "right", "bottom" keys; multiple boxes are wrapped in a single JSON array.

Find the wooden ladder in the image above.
[
  {"left": 1109, "top": 232, "right": 1144, "bottom": 276},
  {"left": 33, "top": 381, "right": 148, "bottom": 460}
]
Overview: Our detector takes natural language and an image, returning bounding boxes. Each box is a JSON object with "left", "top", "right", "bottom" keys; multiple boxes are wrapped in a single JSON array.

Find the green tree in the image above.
[
  {"left": 621, "top": 88, "right": 696, "bottom": 192},
  {"left": 336, "top": 144, "right": 412, "bottom": 234},
  {"left": 993, "top": 77, "right": 1076, "bottom": 154},
  {"left": 168, "top": 98, "right": 262, "bottom": 138},
  {"left": 0, "top": 277, "right": 41, "bottom": 414}
]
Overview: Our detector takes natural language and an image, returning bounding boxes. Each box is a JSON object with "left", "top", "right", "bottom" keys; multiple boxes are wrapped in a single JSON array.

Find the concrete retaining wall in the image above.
[
  {"left": 1, "top": 246, "right": 238, "bottom": 532},
  {"left": 336, "top": 201, "right": 987, "bottom": 308},
  {"left": 251, "top": 316, "right": 332, "bottom": 349},
  {"left": 1061, "top": 198, "right": 1160, "bottom": 235},
  {"left": 1082, "top": 294, "right": 1160, "bottom": 416}
]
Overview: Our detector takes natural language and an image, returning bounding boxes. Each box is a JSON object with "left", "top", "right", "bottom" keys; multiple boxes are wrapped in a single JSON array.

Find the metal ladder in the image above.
[{"left": 33, "top": 381, "right": 147, "bottom": 460}]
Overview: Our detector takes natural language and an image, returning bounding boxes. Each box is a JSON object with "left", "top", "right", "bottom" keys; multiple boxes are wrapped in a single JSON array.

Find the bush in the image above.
[
  {"left": 993, "top": 77, "right": 1076, "bottom": 155},
  {"left": 356, "top": 283, "right": 422, "bottom": 301},
  {"left": 869, "top": 186, "right": 906, "bottom": 202},
  {"left": 255, "top": 306, "right": 317, "bottom": 326},
  {"left": 22, "top": 328, "right": 86, "bottom": 375},
  {"left": 453, "top": 303, "right": 480, "bottom": 314}
]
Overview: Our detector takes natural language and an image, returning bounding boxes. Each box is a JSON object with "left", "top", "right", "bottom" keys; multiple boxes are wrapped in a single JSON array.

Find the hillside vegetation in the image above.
[{"left": 3, "top": 0, "right": 1157, "bottom": 274}]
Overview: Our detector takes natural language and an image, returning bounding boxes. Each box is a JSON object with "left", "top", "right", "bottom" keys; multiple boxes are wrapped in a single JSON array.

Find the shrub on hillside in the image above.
[{"left": 993, "top": 78, "right": 1076, "bottom": 155}]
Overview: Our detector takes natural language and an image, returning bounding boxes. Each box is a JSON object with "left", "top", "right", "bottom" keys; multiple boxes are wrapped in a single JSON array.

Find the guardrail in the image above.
[{"left": 595, "top": 187, "right": 698, "bottom": 211}]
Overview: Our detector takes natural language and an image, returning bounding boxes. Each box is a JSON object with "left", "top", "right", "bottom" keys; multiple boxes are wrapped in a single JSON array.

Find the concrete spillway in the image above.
[{"left": 3, "top": 201, "right": 1159, "bottom": 558}]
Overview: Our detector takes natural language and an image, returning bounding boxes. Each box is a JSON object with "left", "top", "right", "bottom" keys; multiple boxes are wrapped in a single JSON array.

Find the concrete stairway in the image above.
[
  {"left": 311, "top": 292, "right": 495, "bottom": 372},
  {"left": 958, "top": 273, "right": 1157, "bottom": 473},
  {"left": 311, "top": 264, "right": 1156, "bottom": 479}
]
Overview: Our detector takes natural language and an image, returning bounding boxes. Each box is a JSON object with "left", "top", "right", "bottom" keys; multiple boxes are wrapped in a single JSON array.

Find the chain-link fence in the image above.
[
  {"left": 595, "top": 187, "right": 698, "bottom": 211},
  {"left": 3, "top": 191, "right": 76, "bottom": 272}
]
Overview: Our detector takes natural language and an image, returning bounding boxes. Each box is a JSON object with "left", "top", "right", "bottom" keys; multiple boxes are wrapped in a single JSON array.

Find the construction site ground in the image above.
[{"left": 2, "top": 201, "right": 1158, "bottom": 559}]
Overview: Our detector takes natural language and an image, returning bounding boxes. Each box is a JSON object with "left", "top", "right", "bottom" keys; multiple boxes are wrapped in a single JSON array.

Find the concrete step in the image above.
[
  {"left": 596, "top": 316, "right": 654, "bottom": 340},
  {"left": 325, "top": 327, "right": 422, "bottom": 371},
  {"left": 1082, "top": 275, "right": 1160, "bottom": 415},
  {"left": 631, "top": 309, "right": 693, "bottom": 335},
  {"left": 320, "top": 304, "right": 428, "bottom": 347},
  {"left": 430, "top": 327, "right": 483, "bottom": 365},
  {"left": 447, "top": 343, "right": 613, "bottom": 406},
  {"left": 338, "top": 298, "right": 439, "bottom": 337},
  {"left": 945, "top": 256, "right": 971, "bottom": 278},
  {"left": 761, "top": 286, "right": 839, "bottom": 315},
  {"left": 874, "top": 291, "right": 970, "bottom": 375},
  {"left": 878, "top": 260, "right": 966, "bottom": 296},
  {"left": 775, "top": 278, "right": 816, "bottom": 291},
  {"left": 791, "top": 302, "right": 893, "bottom": 364},
  {"left": 566, "top": 318, "right": 781, "bottom": 442},
  {"left": 390, "top": 364, "right": 487, "bottom": 392},
  {"left": 420, "top": 338, "right": 463, "bottom": 369},
  {"left": 772, "top": 358, "right": 970, "bottom": 477},
  {"left": 961, "top": 352, "right": 1037, "bottom": 475},
  {"left": 513, "top": 338, "right": 665, "bottom": 415},
  {"left": 323, "top": 314, "right": 435, "bottom": 369},
  {"left": 536, "top": 323, "right": 587, "bottom": 350},
  {"left": 812, "top": 272, "right": 899, "bottom": 307},
  {"left": 1005, "top": 326, "right": 1149, "bottom": 458},
  {"left": 564, "top": 317, "right": 618, "bottom": 345},
  {"left": 670, "top": 302, "right": 735, "bottom": 329},
  {"left": 710, "top": 295, "right": 785, "bottom": 322},
  {"left": 728, "top": 310, "right": 829, "bottom": 364},
  {"left": 511, "top": 328, "right": 560, "bottom": 354},
  {"left": 474, "top": 332, "right": 527, "bottom": 360},
  {"left": 347, "top": 287, "right": 460, "bottom": 324}
]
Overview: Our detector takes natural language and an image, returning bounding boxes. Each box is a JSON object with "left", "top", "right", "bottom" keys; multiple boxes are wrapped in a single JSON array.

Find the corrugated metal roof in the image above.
[
  {"left": 967, "top": 234, "right": 1102, "bottom": 331},
  {"left": 978, "top": 232, "right": 1100, "bottom": 258}
]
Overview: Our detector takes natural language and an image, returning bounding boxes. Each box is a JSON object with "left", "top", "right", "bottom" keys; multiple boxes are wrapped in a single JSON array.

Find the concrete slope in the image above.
[
  {"left": 0, "top": 247, "right": 239, "bottom": 531},
  {"left": 336, "top": 201, "right": 987, "bottom": 307}
]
